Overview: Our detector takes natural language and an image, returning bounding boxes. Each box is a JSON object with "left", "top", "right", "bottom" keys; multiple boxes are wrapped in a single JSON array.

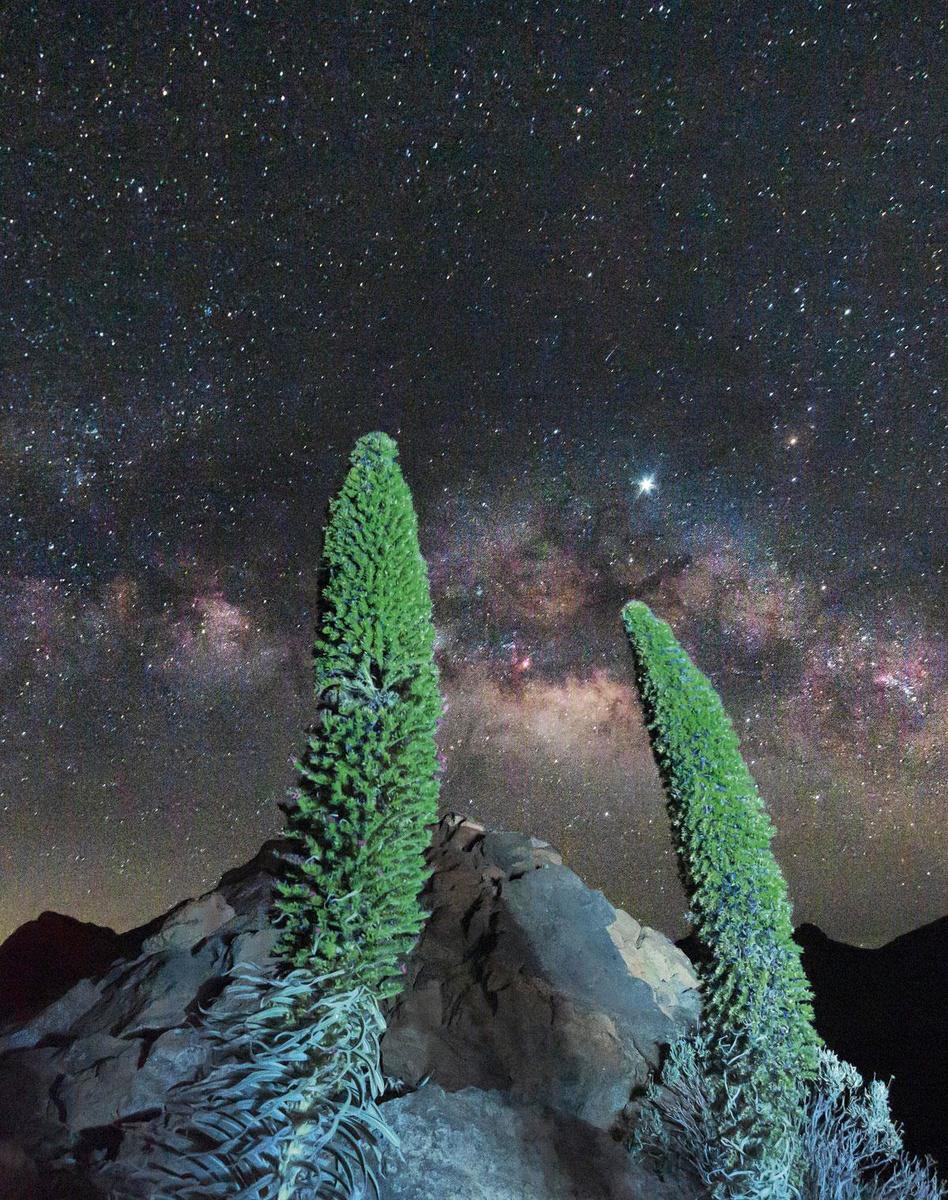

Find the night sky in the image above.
[{"left": 1, "top": 5, "right": 944, "bottom": 948}]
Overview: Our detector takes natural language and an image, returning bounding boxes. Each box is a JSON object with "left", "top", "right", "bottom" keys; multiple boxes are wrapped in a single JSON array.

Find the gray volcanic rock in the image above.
[
  {"left": 0, "top": 840, "right": 287, "bottom": 1184},
  {"left": 381, "top": 815, "right": 700, "bottom": 1130},
  {"left": 377, "top": 1084, "right": 692, "bottom": 1200},
  {"left": 0, "top": 1139, "right": 40, "bottom": 1200},
  {"left": 0, "top": 816, "right": 699, "bottom": 1197}
]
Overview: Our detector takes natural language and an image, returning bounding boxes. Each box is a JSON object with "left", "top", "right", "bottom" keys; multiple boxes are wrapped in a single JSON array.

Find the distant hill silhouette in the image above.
[
  {"left": 0, "top": 844, "right": 294, "bottom": 1030},
  {"left": 679, "top": 916, "right": 948, "bottom": 1172},
  {"left": 796, "top": 917, "right": 947, "bottom": 1171},
  {"left": 0, "top": 911, "right": 125, "bottom": 1024}
]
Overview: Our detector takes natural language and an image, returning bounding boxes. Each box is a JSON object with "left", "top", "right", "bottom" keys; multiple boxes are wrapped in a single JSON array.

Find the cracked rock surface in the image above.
[
  {"left": 0, "top": 815, "right": 699, "bottom": 1197},
  {"left": 381, "top": 814, "right": 700, "bottom": 1131},
  {"left": 377, "top": 1083, "right": 694, "bottom": 1200}
]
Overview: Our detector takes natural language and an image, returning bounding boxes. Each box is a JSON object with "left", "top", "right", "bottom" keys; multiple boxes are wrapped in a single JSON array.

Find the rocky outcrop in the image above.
[
  {"left": 0, "top": 815, "right": 700, "bottom": 1197},
  {"left": 376, "top": 1084, "right": 691, "bottom": 1200},
  {"left": 380, "top": 815, "right": 700, "bottom": 1130},
  {"left": 0, "top": 841, "right": 287, "bottom": 1193}
]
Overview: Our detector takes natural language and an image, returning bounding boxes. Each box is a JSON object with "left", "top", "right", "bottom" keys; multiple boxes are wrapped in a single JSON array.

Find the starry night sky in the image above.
[{"left": 1, "top": 4, "right": 944, "bottom": 947}]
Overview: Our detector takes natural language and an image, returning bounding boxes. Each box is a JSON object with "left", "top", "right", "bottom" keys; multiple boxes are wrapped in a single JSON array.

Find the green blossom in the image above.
[
  {"left": 273, "top": 432, "right": 443, "bottom": 999},
  {"left": 622, "top": 600, "right": 821, "bottom": 1181}
]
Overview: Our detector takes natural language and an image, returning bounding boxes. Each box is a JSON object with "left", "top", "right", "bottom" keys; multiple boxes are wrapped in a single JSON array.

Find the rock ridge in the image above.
[{"left": 0, "top": 814, "right": 700, "bottom": 1198}]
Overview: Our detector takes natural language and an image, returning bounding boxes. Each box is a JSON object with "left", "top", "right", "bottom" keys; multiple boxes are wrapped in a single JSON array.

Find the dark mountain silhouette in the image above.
[
  {"left": 678, "top": 916, "right": 948, "bottom": 1172},
  {"left": 0, "top": 899, "right": 181, "bottom": 1027},
  {"left": 796, "top": 917, "right": 947, "bottom": 1172},
  {"left": 0, "top": 854, "right": 283, "bottom": 1029},
  {"left": 0, "top": 912, "right": 125, "bottom": 1025}
]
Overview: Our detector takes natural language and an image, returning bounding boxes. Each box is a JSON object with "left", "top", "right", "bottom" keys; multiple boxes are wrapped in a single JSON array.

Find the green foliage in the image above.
[
  {"left": 621, "top": 600, "right": 821, "bottom": 1177},
  {"left": 797, "top": 1050, "right": 944, "bottom": 1199},
  {"left": 133, "top": 962, "right": 401, "bottom": 1200},
  {"left": 630, "top": 1031, "right": 945, "bottom": 1200},
  {"left": 630, "top": 1026, "right": 801, "bottom": 1199},
  {"left": 273, "top": 431, "right": 443, "bottom": 998}
]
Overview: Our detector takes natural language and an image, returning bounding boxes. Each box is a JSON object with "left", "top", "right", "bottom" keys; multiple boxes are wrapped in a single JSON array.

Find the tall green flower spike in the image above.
[
  {"left": 622, "top": 600, "right": 821, "bottom": 1169},
  {"left": 274, "top": 432, "right": 443, "bottom": 1000}
]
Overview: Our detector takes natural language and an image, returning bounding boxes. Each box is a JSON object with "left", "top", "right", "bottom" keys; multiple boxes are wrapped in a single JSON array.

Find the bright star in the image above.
[{"left": 637, "top": 474, "right": 657, "bottom": 495}]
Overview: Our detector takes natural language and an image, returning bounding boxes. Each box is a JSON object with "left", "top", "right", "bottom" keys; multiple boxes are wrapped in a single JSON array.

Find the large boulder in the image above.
[
  {"left": 377, "top": 1083, "right": 691, "bottom": 1200},
  {"left": 0, "top": 816, "right": 699, "bottom": 1197},
  {"left": 0, "top": 840, "right": 287, "bottom": 1181},
  {"left": 381, "top": 814, "right": 700, "bottom": 1130}
]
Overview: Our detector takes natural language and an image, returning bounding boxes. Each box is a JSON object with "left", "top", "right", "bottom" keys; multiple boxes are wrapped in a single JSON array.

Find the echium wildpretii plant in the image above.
[
  {"left": 274, "top": 430, "right": 443, "bottom": 1000},
  {"left": 125, "top": 962, "right": 402, "bottom": 1200},
  {"left": 115, "top": 433, "right": 443, "bottom": 1200},
  {"left": 621, "top": 600, "right": 822, "bottom": 1190},
  {"left": 629, "top": 1032, "right": 945, "bottom": 1199}
]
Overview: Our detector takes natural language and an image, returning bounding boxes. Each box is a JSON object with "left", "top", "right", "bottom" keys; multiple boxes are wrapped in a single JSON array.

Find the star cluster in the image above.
[{"left": 0, "top": 4, "right": 943, "bottom": 945}]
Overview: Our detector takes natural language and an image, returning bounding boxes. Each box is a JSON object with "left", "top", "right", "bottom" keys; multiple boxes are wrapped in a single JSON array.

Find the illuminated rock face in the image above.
[
  {"left": 376, "top": 1083, "right": 693, "bottom": 1200},
  {"left": 0, "top": 841, "right": 286, "bottom": 1198},
  {"left": 0, "top": 819, "right": 699, "bottom": 1198},
  {"left": 381, "top": 814, "right": 701, "bottom": 1131}
]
